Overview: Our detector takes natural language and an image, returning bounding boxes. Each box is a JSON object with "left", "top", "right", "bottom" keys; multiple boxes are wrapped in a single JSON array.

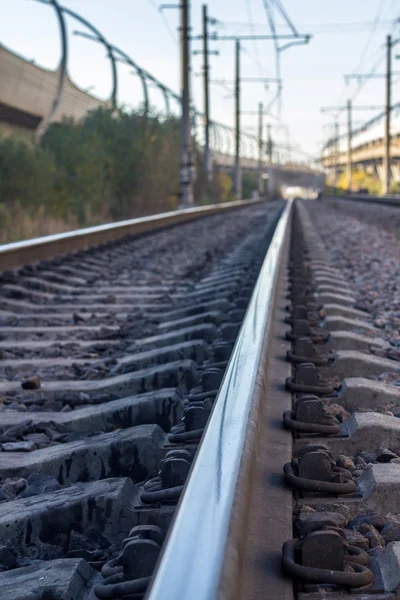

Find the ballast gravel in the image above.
[{"left": 310, "top": 199, "right": 400, "bottom": 347}]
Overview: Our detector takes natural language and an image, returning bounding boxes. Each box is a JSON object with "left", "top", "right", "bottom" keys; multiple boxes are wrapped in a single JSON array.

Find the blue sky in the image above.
[{"left": 2, "top": 0, "right": 399, "bottom": 157}]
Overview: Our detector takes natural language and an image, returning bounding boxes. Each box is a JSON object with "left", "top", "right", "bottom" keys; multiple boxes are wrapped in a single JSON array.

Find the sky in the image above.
[{"left": 1, "top": 0, "right": 399, "bottom": 160}]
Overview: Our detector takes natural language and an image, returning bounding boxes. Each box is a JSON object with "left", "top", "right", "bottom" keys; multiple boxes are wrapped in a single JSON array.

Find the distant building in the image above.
[{"left": 0, "top": 43, "right": 108, "bottom": 141}]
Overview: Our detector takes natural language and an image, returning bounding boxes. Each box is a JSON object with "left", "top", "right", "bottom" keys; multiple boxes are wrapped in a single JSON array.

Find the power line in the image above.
[
  {"left": 245, "top": 0, "right": 263, "bottom": 75},
  {"left": 210, "top": 15, "right": 272, "bottom": 77},
  {"left": 221, "top": 19, "right": 397, "bottom": 33},
  {"left": 271, "top": 0, "right": 298, "bottom": 36},
  {"left": 262, "top": 0, "right": 281, "bottom": 116},
  {"left": 350, "top": 50, "right": 387, "bottom": 102},
  {"left": 147, "top": 0, "right": 178, "bottom": 44},
  {"left": 353, "top": 0, "right": 386, "bottom": 75},
  {"left": 322, "top": 102, "right": 400, "bottom": 152},
  {"left": 333, "top": 0, "right": 389, "bottom": 116}
]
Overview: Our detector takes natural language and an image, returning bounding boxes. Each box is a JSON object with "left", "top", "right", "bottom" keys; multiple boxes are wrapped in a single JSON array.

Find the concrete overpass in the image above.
[
  {"left": 211, "top": 153, "right": 325, "bottom": 194},
  {"left": 321, "top": 124, "right": 400, "bottom": 184},
  {"left": 0, "top": 43, "right": 107, "bottom": 141},
  {"left": 210, "top": 152, "right": 259, "bottom": 171},
  {"left": 0, "top": 44, "right": 262, "bottom": 171},
  {"left": 268, "top": 164, "right": 325, "bottom": 194},
  {"left": 0, "top": 43, "right": 323, "bottom": 190}
]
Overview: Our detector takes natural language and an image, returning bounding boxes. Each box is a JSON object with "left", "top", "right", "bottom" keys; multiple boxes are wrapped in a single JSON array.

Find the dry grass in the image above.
[
  {"left": 0, "top": 205, "right": 81, "bottom": 244},
  {"left": 0, "top": 198, "right": 179, "bottom": 245}
]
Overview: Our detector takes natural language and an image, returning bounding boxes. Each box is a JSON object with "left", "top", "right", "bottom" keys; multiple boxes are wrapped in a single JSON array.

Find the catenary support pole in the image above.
[
  {"left": 234, "top": 39, "right": 242, "bottom": 199},
  {"left": 267, "top": 124, "right": 273, "bottom": 165},
  {"left": 258, "top": 102, "right": 264, "bottom": 196},
  {"left": 180, "top": 0, "right": 194, "bottom": 206},
  {"left": 202, "top": 4, "right": 211, "bottom": 182},
  {"left": 334, "top": 120, "right": 339, "bottom": 187},
  {"left": 383, "top": 34, "right": 392, "bottom": 195},
  {"left": 347, "top": 99, "right": 352, "bottom": 192}
]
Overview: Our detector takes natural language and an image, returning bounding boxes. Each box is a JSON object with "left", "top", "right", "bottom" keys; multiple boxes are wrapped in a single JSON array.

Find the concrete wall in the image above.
[
  {"left": 321, "top": 134, "right": 400, "bottom": 169},
  {"left": 0, "top": 43, "right": 108, "bottom": 131}
]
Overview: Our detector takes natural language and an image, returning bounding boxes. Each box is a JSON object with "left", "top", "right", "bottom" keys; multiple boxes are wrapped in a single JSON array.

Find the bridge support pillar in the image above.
[{"left": 391, "top": 164, "right": 400, "bottom": 183}]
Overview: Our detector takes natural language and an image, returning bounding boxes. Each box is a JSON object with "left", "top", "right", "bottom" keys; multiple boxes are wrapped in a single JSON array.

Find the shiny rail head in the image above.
[
  {"left": 146, "top": 199, "right": 293, "bottom": 600},
  {"left": 0, "top": 199, "right": 264, "bottom": 272},
  {"left": 335, "top": 193, "right": 400, "bottom": 207}
]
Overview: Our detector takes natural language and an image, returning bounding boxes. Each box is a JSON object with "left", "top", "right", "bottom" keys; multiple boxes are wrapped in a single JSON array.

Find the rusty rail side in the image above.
[
  {"left": 146, "top": 199, "right": 293, "bottom": 600},
  {"left": 0, "top": 199, "right": 264, "bottom": 271}
]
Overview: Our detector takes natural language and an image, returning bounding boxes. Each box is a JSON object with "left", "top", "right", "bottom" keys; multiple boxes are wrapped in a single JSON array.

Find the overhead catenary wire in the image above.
[
  {"left": 351, "top": 0, "right": 387, "bottom": 76},
  {"left": 332, "top": 0, "right": 392, "bottom": 119},
  {"left": 271, "top": 0, "right": 298, "bottom": 36},
  {"left": 262, "top": 0, "right": 282, "bottom": 116},
  {"left": 211, "top": 16, "right": 270, "bottom": 78},
  {"left": 221, "top": 19, "right": 397, "bottom": 34},
  {"left": 245, "top": 0, "right": 262, "bottom": 74},
  {"left": 321, "top": 101, "right": 400, "bottom": 155},
  {"left": 147, "top": 0, "right": 178, "bottom": 44}
]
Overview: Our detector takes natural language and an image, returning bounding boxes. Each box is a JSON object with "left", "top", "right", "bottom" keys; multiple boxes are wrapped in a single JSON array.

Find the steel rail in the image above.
[
  {"left": 333, "top": 193, "right": 400, "bottom": 206},
  {"left": 146, "top": 199, "right": 293, "bottom": 600},
  {"left": 0, "top": 199, "right": 264, "bottom": 272}
]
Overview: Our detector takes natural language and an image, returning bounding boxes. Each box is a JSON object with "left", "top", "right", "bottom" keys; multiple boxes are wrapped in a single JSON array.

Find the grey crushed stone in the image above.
[{"left": 310, "top": 200, "right": 400, "bottom": 345}]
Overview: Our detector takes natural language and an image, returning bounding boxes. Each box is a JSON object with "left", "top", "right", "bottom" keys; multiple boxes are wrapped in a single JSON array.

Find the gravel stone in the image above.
[
  {"left": 18, "top": 473, "right": 61, "bottom": 498},
  {"left": 352, "top": 469, "right": 364, "bottom": 478},
  {"left": 23, "top": 433, "right": 50, "bottom": 447},
  {"left": 7, "top": 402, "right": 26, "bottom": 412},
  {"left": 2, "top": 441, "right": 37, "bottom": 452},
  {"left": 368, "top": 546, "right": 384, "bottom": 558},
  {"left": 21, "top": 376, "right": 41, "bottom": 390},
  {"left": 336, "top": 454, "right": 355, "bottom": 470},
  {"left": 37, "top": 543, "right": 64, "bottom": 560},
  {"left": 297, "top": 511, "right": 347, "bottom": 536},
  {"left": 364, "top": 526, "right": 385, "bottom": 548},
  {"left": 0, "top": 546, "right": 18, "bottom": 570},
  {"left": 381, "top": 514, "right": 400, "bottom": 543},
  {"left": 0, "top": 479, "right": 28, "bottom": 499},
  {"left": 359, "top": 452, "right": 376, "bottom": 464},
  {"left": 310, "top": 201, "right": 400, "bottom": 345},
  {"left": 349, "top": 512, "right": 386, "bottom": 531},
  {"left": 326, "top": 403, "right": 350, "bottom": 421},
  {"left": 314, "top": 503, "right": 350, "bottom": 523},
  {"left": 376, "top": 448, "right": 398, "bottom": 463},
  {"left": 343, "top": 529, "right": 369, "bottom": 551}
]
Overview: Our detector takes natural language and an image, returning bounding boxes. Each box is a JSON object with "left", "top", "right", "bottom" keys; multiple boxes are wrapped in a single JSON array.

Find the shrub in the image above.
[{"left": 0, "top": 107, "right": 250, "bottom": 242}]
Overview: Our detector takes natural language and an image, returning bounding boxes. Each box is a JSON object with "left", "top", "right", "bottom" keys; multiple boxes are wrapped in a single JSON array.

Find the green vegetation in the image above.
[
  {"left": 334, "top": 168, "right": 382, "bottom": 194},
  {"left": 390, "top": 181, "right": 400, "bottom": 194},
  {"left": 328, "top": 167, "right": 400, "bottom": 196},
  {"left": 0, "top": 108, "right": 250, "bottom": 243}
]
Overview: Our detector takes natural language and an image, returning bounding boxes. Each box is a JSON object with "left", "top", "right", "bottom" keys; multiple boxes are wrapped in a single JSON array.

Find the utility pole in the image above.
[
  {"left": 334, "top": 120, "right": 339, "bottom": 188},
  {"left": 234, "top": 39, "right": 241, "bottom": 199},
  {"left": 347, "top": 99, "right": 352, "bottom": 192},
  {"left": 321, "top": 104, "right": 387, "bottom": 189},
  {"left": 201, "top": 28, "right": 308, "bottom": 198},
  {"left": 266, "top": 124, "right": 273, "bottom": 197},
  {"left": 383, "top": 34, "right": 392, "bottom": 195},
  {"left": 258, "top": 102, "right": 264, "bottom": 197},
  {"left": 267, "top": 124, "right": 273, "bottom": 165},
  {"left": 180, "top": 0, "right": 194, "bottom": 207},
  {"left": 202, "top": 4, "right": 211, "bottom": 181}
]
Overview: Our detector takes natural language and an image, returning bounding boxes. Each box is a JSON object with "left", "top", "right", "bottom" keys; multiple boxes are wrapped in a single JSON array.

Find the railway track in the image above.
[
  {"left": 1, "top": 196, "right": 400, "bottom": 599},
  {"left": 147, "top": 197, "right": 400, "bottom": 600},
  {"left": 0, "top": 199, "right": 282, "bottom": 599},
  {"left": 332, "top": 192, "right": 400, "bottom": 208}
]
